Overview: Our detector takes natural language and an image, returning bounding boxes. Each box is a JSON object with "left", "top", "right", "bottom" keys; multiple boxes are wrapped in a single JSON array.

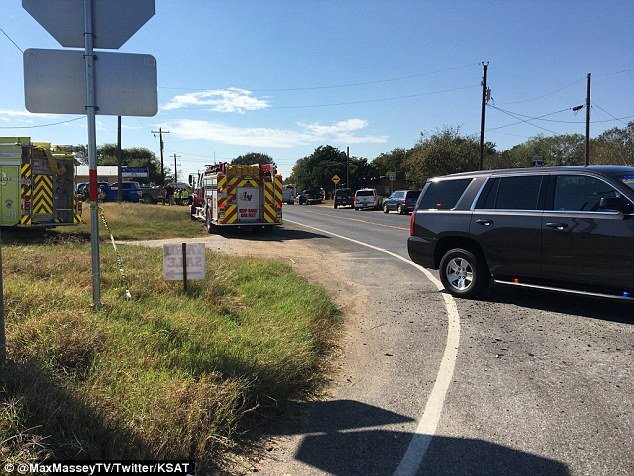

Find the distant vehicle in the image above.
[
  {"left": 383, "top": 189, "right": 421, "bottom": 214},
  {"left": 296, "top": 189, "right": 323, "bottom": 205},
  {"left": 333, "top": 188, "right": 354, "bottom": 208},
  {"left": 78, "top": 181, "right": 159, "bottom": 203},
  {"left": 282, "top": 185, "right": 297, "bottom": 204},
  {"left": 407, "top": 166, "right": 634, "bottom": 301},
  {"left": 353, "top": 188, "right": 381, "bottom": 210}
]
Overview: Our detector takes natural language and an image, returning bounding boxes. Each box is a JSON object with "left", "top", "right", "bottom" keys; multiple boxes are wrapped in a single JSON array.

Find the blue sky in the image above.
[{"left": 1, "top": 0, "right": 633, "bottom": 180}]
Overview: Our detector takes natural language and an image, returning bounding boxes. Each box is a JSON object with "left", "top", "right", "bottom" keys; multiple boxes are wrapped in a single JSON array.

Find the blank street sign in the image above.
[
  {"left": 22, "top": 0, "right": 155, "bottom": 50},
  {"left": 24, "top": 48, "right": 157, "bottom": 116}
]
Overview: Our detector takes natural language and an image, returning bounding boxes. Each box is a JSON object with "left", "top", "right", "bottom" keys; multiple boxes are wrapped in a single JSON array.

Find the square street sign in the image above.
[{"left": 24, "top": 48, "right": 158, "bottom": 116}]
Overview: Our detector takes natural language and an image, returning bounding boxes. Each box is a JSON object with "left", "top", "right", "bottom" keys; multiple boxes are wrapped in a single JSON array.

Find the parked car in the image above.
[
  {"left": 354, "top": 188, "right": 381, "bottom": 210},
  {"left": 77, "top": 181, "right": 159, "bottom": 203},
  {"left": 296, "top": 189, "right": 323, "bottom": 205},
  {"left": 407, "top": 166, "right": 634, "bottom": 301},
  {"left": 333, "top": 188, "right": 354, "bottom": 208},
  {"left": 383, "top": 189, "right": 421, "bottom": 214}
]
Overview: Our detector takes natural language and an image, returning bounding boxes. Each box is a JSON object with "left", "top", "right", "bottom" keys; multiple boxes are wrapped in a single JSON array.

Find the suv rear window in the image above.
[
  {"left": 405, "top": 190, "right": 421, "bottom": 200},
  {"left": 335, "top": 189, "right": 352, "bottom": 196},
  {"left": 418, "top": 178, "right": 471, "bottom": 210},
  {"left": 356, "top": 190, "right": 375, "bottom": 197},
  {"left": 478, "top": 175, "right": 543, "bottom": 210}
]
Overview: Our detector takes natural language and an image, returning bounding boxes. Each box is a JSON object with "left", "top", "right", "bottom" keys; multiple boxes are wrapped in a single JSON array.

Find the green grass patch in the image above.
[{"left": 0, "top": 242, "right": 339, "bottom": 472}]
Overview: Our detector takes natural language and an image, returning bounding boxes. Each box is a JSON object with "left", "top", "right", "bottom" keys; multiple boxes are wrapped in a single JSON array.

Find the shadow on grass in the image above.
[
  {"left": 247, "top": 399, "right": 570, "bottom": 476},
  {"left": 0, "top": 359, "right": 149, "bottom": 461},
  {"left": 0, "top": 227, "right": 91, "bottom": 246}
]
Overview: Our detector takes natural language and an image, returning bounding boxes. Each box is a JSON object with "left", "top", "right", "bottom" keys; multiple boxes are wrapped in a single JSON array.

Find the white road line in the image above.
[{"left": 284, "top": 218, "right": 461, "bottom": 476}]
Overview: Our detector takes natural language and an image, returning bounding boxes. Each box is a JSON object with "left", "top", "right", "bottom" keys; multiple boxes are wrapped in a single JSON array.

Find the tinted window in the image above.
[
  {"left": 614, "top": 174, "right": 634, "bottom": 191},
  {"left": 336, "top": 189, "right": 352, "bottom": 197},
  {"left": 356, "top": 190, "right": 375, "bottom": 197},
  {"left": 494, "top": 175, "right": 543, "bottom": 210},
  {"left": 418, "top": 178, "right": 472, "bottom": 210},
  {"left": 405, "top": 190, "right": 421, "bottom": 200},
  {"left": 553, "top": 175, "right": 619, "bottom": 211}
]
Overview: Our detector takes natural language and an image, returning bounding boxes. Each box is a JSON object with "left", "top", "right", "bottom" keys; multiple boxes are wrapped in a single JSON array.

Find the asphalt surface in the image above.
[{"left": 252, "top": 204, "right": 632, "bottom": 476}]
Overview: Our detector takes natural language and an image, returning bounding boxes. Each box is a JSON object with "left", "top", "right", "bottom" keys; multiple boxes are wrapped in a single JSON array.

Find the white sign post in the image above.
[{"left": 164, "top": 243, "right": 206, "bottom": 291}]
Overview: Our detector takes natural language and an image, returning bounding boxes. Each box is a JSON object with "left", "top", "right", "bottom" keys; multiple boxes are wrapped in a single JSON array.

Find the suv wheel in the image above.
[
  {"left": 334, "top": 203, "right": 338, "bottom": 209},
  {"left": 397, "top": 204, "right": 403, "bottom": 214},
  {"left": 383, "top": 204, "right": 389, "bottom": 213},
  {"left": 439, "top": 248, "right": 490, "bottom": 298}
]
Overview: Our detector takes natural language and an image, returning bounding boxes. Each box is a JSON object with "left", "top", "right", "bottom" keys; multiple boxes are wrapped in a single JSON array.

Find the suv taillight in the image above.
[
  {"left": 409, "top": 210, "right": 415, "bottom": 236},
  {"left": 353, "top": 195, "right": 356, "bottom": 201}
]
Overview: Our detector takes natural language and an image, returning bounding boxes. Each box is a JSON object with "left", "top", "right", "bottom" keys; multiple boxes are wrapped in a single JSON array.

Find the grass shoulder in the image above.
[{"left": 0, "top": 240, "right": 339, "bottom": 473}]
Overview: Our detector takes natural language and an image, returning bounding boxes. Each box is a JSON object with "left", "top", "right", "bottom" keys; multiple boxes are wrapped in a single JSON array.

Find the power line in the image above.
[
  {"left": 488, "top": 105, "right": 560, "bottom": 135},
  {"left": 0, "top": 26, "right": 23, "bottom": 54},
  {"left": 496, "top": 77, "right": 585, "bottom": 105},
  {"left": 176, "top": 84, "right": 480, "bottom": 110},
  {"left": 486, "top": 106, "right": 572, "bottom": 131},
  {"left": 492, "top": 105, "right": 634, "bottom": 124},
  {"left": 160, "top": 62, "right": 480, "bottom": 92},
  {"left": 0, "top": 116, "right": 84, "bottom": 129},
  {"left": 591, "top": 101, "right": 630, "bottom": 126}
]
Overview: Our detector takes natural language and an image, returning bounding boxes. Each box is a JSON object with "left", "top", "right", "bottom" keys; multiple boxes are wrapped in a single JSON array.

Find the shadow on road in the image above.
[
  {"left": 481, "top": 284, "right": 633, "bottom": 324},
  {"left": 252, "top": 399, "right": 569, "bottom": 475},
  {"left": 211, "top": 225, "right": 331, "bottom": 243}
]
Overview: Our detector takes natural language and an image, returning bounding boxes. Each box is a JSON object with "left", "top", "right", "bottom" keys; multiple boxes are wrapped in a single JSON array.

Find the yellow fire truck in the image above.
[
  {"left": 0, "top": 137, "right": 81, "bottom": 228},
  {"left": 190, "top": 163, "right": 283, "bottom": 233}
]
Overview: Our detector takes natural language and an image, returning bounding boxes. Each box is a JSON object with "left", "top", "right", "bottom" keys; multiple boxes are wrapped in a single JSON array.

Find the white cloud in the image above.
[
  {"left": 0, "top": 108, "right": 58, "bottom": 119},
  {"left": 167, "top": 118, "right": 387, "bottom": 148},
  {"left": 162, "top": 88, "right": 270, "bottom": 113}
]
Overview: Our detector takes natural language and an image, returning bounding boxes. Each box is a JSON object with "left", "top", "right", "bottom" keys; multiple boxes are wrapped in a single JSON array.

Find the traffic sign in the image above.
[
  {"left": 388, "top": 172, "right": 396, "bottom": 181},
  {"left": 332, "top": 174, "right": 341, "bottom": 185},
  {"left": 22, "top": 0, "right": 155, "bottom": 49},
  {"left": 24, "top": 49, "right": 158, "bottom": 116}
]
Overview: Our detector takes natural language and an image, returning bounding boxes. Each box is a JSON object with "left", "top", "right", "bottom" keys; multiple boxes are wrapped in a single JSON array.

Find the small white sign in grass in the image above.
[{"left": 163, "top": 243, "right": 206, "bottom": 282}]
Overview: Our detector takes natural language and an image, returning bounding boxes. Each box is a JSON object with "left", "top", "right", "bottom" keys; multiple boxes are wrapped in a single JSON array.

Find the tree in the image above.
[
  {"left": 403, "top": 126, "right": 483, "bottom": 187},
  {"left": 505, "top": 134, "right": 584, "bottom": 167},
  {"left": 371, "top": 148, "right": 409, "bottom": 182},
  {"left": 592, "top": 121, "right": 633, "bottom": 166},
  {"left": 231, "top": 152, "right": 273, "bottom": 165},
  {"left": 287, "top": 145, "right": 348, "bottom": 191}
]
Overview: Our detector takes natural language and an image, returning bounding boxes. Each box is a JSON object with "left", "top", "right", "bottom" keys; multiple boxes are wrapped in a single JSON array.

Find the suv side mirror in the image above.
[{"left": 599, "top": 196, "right": 633, "bottom": 214}]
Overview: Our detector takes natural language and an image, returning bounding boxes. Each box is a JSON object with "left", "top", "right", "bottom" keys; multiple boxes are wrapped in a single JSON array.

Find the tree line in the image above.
[{"left": 285, "top": 121, "right": 633, "bottom": 191}]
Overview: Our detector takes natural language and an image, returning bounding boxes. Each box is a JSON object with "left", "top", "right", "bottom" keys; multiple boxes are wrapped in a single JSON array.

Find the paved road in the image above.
[{"left": 255, "top": 204, "right": 633, "bottom": 476}]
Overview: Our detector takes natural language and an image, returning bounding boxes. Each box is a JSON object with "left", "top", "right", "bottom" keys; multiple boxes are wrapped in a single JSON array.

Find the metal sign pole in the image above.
[
  {"left": 84, "top": 0, "right": 101, "bottom": 307},
  {"left": 0, "top": 225, "right": 5, "bottom": 364}
]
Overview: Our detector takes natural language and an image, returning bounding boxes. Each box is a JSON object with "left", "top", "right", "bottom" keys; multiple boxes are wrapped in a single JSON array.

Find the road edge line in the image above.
[{"left": 284, "top": 219, "right": 460, "bottom": 475}]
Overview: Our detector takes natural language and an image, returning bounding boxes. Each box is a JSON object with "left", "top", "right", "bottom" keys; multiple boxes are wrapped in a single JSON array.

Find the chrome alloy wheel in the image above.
[{"left": 445, "top": 257, "right": 474, "bottom": 291}]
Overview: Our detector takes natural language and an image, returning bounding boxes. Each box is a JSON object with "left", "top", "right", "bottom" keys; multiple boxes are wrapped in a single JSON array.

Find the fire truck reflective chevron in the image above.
[
  {"left": 191, "top": 162, "right": 283, "bottom": 232},
  {"left": 33, "top": 174, "right": 53, "bottom": 215},
  {"left": 0, "top": 137, "right": 80, "bottom": 228}
]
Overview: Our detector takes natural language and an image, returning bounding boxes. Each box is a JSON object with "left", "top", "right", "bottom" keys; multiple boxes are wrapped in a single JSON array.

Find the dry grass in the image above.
[{"left": 0, "top": 242, "right": 339, "bottom": 473}]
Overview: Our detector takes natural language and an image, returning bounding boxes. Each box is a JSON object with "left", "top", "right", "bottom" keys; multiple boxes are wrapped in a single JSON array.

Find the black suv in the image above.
[
  {"left": 407, "top": 166, "right": 634, "bottom": 301},
  {"left": 333, "top": 188, "right": 354, "bottom": 208},
  {"left": 383, "top": 189, "right": 421, "bottom": 214}
]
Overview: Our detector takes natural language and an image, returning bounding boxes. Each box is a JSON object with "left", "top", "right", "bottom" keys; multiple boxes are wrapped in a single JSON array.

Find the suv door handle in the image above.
[
  {"left": 546, "top": 222, "right": 569, "bottom": 230},
  {"left": 475, "top": 219, "right": 492, "bottom": 226}
]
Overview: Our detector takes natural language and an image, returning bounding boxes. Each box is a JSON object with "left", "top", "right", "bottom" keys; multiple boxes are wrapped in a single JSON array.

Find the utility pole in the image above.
[
  {"left": 346, "top": 146, "right": 350, "bottom": 188},
  {"left": 151, "top": 127, "right": 169, "bottom": 185},
  {"left": 117, "top": 116, "right": 123, "bottom": 202},
  {"left": 585, "top": 73, "right": 591, "bottom": 166},
  {"left": 479, "top": 61, "right": 489, "bottom": 170},
  {"left": 172, "top": 153, "right": 181, "bottom": 182}
]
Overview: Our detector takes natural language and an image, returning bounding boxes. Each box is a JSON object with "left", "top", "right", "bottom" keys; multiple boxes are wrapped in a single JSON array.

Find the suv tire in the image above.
[
  {"left": 334, "top": 203, "right": 338, "bottom": 209},
  {"left": 397, "top": 204, "right": 403, "bottom": 214},
  {"left": 439, "top": 248, "right": 490, "bottom": 299},
  {"left": 383, "top": 204, "right": 389, "bottom": 213}
]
